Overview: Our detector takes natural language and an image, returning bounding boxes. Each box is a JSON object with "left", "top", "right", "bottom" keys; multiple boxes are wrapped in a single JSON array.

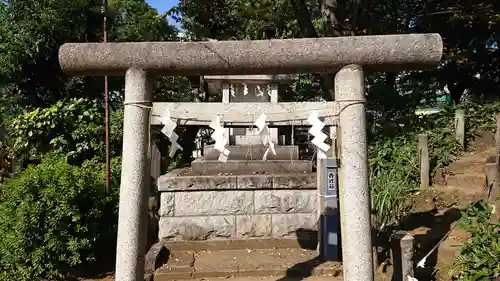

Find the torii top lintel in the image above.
[{"left": 58, "top": 34, "right": 443, "bottom": 77}]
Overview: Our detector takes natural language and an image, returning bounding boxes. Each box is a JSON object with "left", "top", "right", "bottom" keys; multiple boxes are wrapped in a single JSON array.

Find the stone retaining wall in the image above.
[{"left": 158, "top": 170, "right": 318, "bottom": 241}]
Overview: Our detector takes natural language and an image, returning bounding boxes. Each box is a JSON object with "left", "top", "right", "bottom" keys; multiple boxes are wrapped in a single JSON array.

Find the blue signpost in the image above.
[{"left": 320, "top": 158, "right": 341, "bottom": 261}]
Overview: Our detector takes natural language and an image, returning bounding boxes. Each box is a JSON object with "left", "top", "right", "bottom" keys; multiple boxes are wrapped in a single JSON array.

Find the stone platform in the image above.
[
  {"left": 154, "top": 248, "right": 342, "bottom": 280},
  {"left": 158, "top": 170, "right": 317, "bottom": 241},
  {"left": 189, "top": 159, "right": 311, "bottom": 174},
  {"left": 158, "top": 140, "right": 319, "bottom": 243}
]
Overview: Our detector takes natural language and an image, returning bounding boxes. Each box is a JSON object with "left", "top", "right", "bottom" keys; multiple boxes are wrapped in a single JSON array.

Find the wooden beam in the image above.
[{"left": 150, "top": 102, "right": 339, "bottom": 126}]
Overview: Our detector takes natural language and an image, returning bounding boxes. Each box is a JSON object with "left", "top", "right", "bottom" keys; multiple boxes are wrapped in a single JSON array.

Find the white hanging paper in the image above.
[
  {"left": 230, "top": 84, "right": 236, "bottom": 97},
  {"left": 160, "top": 109, "right": 183, "bottom": 157},
  {"left": 209, "top": 115, "right": 231, "bottom": 162},
  {"left": 307, "top": 110, "right": 330, "bottom": 159},
  {"left": 254, "top": 113, "right": 276, "bottom": 160},
  {"left": 255, "top": 85, "right": 264, "bottom": 97},
  {"left": 243, "top": 83, "right": 248, "bottom": 95}
]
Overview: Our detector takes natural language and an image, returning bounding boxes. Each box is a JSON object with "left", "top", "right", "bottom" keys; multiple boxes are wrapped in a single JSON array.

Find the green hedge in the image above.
[
  {"left": 0, "top": 156, "right": 120, "bottom": 281},
  {"left": 9, "top": 98, "right": 124, "bottom": 165}
]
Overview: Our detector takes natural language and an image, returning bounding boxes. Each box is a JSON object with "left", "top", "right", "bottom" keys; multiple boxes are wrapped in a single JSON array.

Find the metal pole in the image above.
[
  {"left": 115, "top": 68, "right": 152, "bottom": 281},
  {"left": 102, "top": 0, "right": 110, "bottom": 193},
  {"left": 335, "top": 64, "right": 374, "bottom": 281}
]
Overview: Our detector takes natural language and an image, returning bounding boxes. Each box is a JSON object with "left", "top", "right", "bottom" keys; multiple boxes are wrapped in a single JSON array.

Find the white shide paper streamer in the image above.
[
  {"left": 160, "top": 109, "right": 183, "bottom": 157},
  {"left": 243, "top": 83, "right": 248, "bottom": 95},
  {"left": 254, "top": 113, "right": 276, "bottom": 160},
  {"left": 255, "top": 85, "right": 264, "bottom": 97},
  {"left": 209, "top": 115, "right": 231, "bottom": 162},
  {"left": 230, "top": 84, "right": 236, "bottom": 97},
  {"left": 307, "top": 110, "right": 330, "bottom": 159}
]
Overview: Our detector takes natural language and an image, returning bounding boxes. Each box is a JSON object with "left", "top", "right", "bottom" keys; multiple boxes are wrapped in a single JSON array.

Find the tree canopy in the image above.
[
  {"left": 177, "top": 0, "right": 499, "bottom": 113},
  {"left": 0, "top": 0, "right": 498, "bottom": 161}
]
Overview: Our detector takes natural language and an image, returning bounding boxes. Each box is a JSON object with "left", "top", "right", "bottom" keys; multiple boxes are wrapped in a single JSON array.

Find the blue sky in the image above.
[
  {"left": 146, "top": 0, "right": 177, "bottom": 14},
  {"left": 146, "top": 0, "right": 180, "bottom": 27}
]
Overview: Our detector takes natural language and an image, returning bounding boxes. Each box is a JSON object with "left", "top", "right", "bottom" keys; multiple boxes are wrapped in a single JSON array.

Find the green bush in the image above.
[
  {"left": 10, "top": 98, "right": 123, "bottom": 165},
  {"left": 0, "top": 141, "right": 14, "bottom": 182},
  {"left": 0, "top": 156, "right": 120, "bottom": 281},
  {"left": 450, "top": 200, "right": 500, "bottom": 281}
]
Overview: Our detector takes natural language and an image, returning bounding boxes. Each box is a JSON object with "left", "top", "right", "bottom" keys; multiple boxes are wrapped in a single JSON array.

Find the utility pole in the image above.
[{"left": 102, "top": 0, "right": 111, "bottom": 193}]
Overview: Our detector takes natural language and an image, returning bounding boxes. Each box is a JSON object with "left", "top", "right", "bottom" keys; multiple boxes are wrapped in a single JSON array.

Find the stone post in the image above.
[
  {"left": 269, "top": 83, "right": 279, "bottom": 142},
  {"left": 222, "top": 83, "right": 232, "bottom": 142},
  {"left": 335, "top": 64, "right": 374, "bottom": 281},
  {"left": 116, "top": 68, "right": 152, "bottom": 281},
  {"left": 391, "top": 231, "right": 415, "bottom": 281},
  {"left": 454, "top": 109, "right": 465, "bottom": 149},
  {"left": 419, "top": 134, "right": 430, "bottom": 189}
]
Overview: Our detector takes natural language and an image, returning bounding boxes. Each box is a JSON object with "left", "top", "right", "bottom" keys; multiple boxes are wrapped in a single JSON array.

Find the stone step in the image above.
[
  {"left": 203, "top": 145, "right": 299, "bottom": 161},
  {"left": 190, "top": 159, "right": 313, "bottom": 174},
  {"left": 154, "top": 248, "right": 342, "bottom": 280},
  {"left": 159, "top": 170, "right": 315, "bottom": 191},
  {"left": 444, "top": 173, "right": 485, "bottom": 189},
  {"left": 162, "top": 238, "right": 316, "bottom": 252}
]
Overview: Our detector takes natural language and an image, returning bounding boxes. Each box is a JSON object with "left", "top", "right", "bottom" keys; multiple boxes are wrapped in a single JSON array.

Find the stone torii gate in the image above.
[{"left": 58, "top": 34, "right": 443, "bottom": 281}]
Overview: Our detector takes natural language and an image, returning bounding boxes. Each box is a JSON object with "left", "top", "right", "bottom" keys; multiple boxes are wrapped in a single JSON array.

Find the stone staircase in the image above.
[
  {"left": 408, "top": 133, "right": 496, "bottom": 281},
  {"left": 151, "top": 142, "right": 334, "bottom": 281},
  {"left": 431, "top": 144, "right": 495, "bottom": 208}
]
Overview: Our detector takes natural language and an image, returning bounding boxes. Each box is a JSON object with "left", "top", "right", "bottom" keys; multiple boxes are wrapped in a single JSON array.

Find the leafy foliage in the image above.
[
  {"left": 0, "top": 0, "right": 104, "bottom": 109},
  {"left": 369, "top": 107, "right": 462, "bottom": 230},
  {"left": 458, "top": 102, "right": 500, "bottom": 137},
  {"left": 10, "top": 98, "right": 123, "bottom": 165},
  {"left": 0, "top": 0, "right": 180, "bottom": 113},
  {"left": 176, "top": 0, "right": 303, "bottom": 40},
  {"left": 0, "top": 156, "right": 121, "bottom": 281},
  {"left": 109, "top": 0, "right": 178, "bottom": 42},
  {"left": 450, "top": 200, "right": 500, "bottom": 281},
  {"left": 0, "top": 141, "right": 14, "bottom": 182}
]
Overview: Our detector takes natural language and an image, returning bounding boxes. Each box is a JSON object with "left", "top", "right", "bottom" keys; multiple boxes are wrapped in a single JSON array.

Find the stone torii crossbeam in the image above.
[{"left": 58, "top": 34, "right": 443, "bottom": 281}]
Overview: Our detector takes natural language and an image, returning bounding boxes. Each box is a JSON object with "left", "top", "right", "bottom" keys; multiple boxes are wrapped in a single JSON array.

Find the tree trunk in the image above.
[
  {"left": 448, "top": 83, "right": 466, "bottom": 105},
  {"left": 290, "top": 0, "right": 335, "bottom": 99},
  {"left": 290, "top": 0, "right": 318, "bottom": 37},
  {"left": 321, "top": 0, "right": 343, "bottom": 37}
]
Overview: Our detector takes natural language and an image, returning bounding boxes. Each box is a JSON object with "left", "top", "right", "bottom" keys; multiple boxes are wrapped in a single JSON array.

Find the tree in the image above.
[
  {"left": 0, "top": 0, "right": 180, "bottom": 114},
  {"left": 179, "top": 0, "right": 499, "bottom": 108},
  {"left": 0, "top": 0, "right": 193, "bottom": 166}
]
